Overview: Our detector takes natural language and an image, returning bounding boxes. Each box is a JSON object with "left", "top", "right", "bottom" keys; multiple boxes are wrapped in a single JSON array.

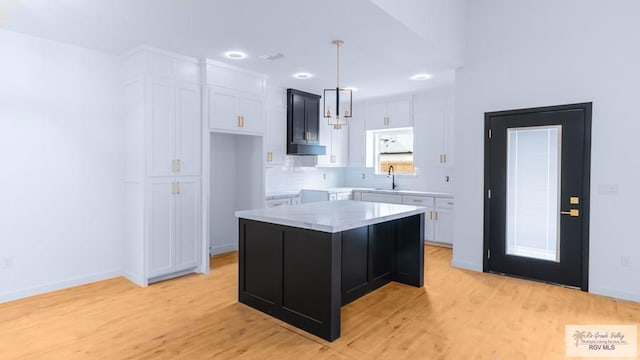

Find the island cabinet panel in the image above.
[
  {"left": 341, "top": 227, "right": 369, "bottom": 299},
  {"left": 396, "top": 215, "right": 425, "bottom": 287},
  {"left": 369, "top": 221, "right": 394, "bottom": 283},
  {"left": 242, "top": 224, "right": 282, "bottom": 305},
  {"left": 283, "top": 228, "right": 339, "bottom": 334}
]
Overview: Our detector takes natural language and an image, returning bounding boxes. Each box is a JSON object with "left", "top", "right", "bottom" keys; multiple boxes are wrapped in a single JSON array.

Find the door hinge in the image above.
[
  {"left": 488, "top": 189, "right": 491, "bottom": 199},
  {"left": 488, "top": 249, "right": 491, "bottom": 259},
  {"left": 488, "top": 129, "right": 492, "bottom": 138}
]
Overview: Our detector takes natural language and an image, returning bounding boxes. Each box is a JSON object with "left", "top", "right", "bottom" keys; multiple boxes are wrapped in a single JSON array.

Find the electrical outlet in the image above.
[
  {"left": 621, "top": 256, "right": 630, "bottom": 267},
  {"left": 323, "top": 173, "right": 327, "bottom": 180},
  {"left": 361, "top": 173, "right": 366, "bottom": 179},
  {"left": 444, "top": 175, "right": 450, "bottom": 182}
]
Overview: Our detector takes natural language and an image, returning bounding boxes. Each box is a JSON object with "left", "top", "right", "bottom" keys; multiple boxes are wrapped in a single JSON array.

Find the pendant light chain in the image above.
[{"left": 336, "top": 40, "right": 340, "bottom": 89}]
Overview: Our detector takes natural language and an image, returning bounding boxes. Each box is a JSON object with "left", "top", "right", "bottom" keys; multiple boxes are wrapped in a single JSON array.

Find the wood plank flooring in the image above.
[{"left": 1, "top": 246, "right": 638, "bottom": 359}]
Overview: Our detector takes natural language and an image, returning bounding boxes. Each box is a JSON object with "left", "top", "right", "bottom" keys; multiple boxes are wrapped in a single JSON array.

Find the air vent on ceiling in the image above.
[{"left": 259, "top": 53, "right": 285, "bottom": 61}]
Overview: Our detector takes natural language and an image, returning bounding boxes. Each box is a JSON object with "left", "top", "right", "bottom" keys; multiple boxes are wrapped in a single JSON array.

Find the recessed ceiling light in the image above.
[
  {"left": 224, "top": 51, "right": 247, "bottom": 59},
  {"left": 410, "top": 73, "right": 432, "bottom": 81},
  {"left": 293, "top": 72, "right": 313, "bottom": 79}
]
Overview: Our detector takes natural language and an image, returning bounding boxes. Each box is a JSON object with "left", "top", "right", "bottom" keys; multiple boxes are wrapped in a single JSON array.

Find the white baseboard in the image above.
[
  {"left": 211, "top": 244, "right": 237, "bottom": 255},
  {"left": 122, "top": 271, "right": 147, "bottom": 287},
  {"left": 451, "top": 258, "right": 482, "bottom": 272},
  {"left": 0, "top": 269, "right": 121, "bottom": 304},
  {"left": 590, "top": 285, "right": 640, "bottom": 303}
]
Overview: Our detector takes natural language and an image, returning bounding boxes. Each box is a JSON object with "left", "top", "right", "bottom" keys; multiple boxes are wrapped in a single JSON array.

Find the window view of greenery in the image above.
[{"left": 374, "top": 128, "right": 415, "bottom": 175}]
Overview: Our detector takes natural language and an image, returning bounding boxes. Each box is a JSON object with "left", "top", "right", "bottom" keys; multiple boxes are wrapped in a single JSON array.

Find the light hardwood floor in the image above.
[{"left": 1, "top": 246, "right": 638, "bottom": 359}]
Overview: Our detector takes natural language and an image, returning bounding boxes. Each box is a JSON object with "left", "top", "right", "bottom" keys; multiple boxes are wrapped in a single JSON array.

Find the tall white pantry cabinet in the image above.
[{"left": 123, "top": 47, "right": 202, "bottom": 285}]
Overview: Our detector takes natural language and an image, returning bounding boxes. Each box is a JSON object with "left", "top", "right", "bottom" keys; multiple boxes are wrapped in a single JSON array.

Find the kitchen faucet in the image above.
[{"left": 387, "top": 165, "right": 397, "bottom": 190}]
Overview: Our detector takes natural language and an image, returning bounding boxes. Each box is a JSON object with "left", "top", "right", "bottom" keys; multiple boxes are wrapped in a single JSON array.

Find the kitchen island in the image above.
[{"left": 235, "top": 200, "right": 426, "bottom": 341}]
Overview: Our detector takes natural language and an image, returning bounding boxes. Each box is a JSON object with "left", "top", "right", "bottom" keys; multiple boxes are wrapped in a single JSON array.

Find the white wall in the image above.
[
  {"left": 454, "top": 0, "right": 640, "bottom": 301},
  {"left": 0, "top": 30, "right": 123, "bottom": 302}
]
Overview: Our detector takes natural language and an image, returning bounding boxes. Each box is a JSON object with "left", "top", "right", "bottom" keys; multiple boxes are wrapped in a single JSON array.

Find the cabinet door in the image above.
[
  {"left": 290, "top": 92, "right": 307, "bottom": 144},
  {"left": 208, "top": 87, "right": 238, "bottom": 132},
  {"left": 265, "top": 107, "right": 286, "bottom": 165},
  {"left": 365, "top": 102, "right": 388, "bottom": 130},
  {"left": 402, "top": 195, "right": 435, "bottom": 242},
  {"left": 174, "top": 178, "right": 201, "bottom": 271},
  {"left": 148, "top": 80, "right": 175, "bottom": 177},
  {"left": 239, "top": 95, "right": 263, "bottom": 134},
  {"left": 305, "top": 96, "right": 320, "bottom": 144},
  {"left": 434, "top": 198, "right": 454, "bottom": 244},
  {"left": 148, "top": 179, "right": 175, "bottom": 277},
  {"left": 387, "top": 99, "right": 412, "bottom": 128},
  {"left": 175, "top": 83, "right": 201, "bottom": 176},
  {"left": 348, "top": 113, "right": 366, "bottom": 166},
  {"left": 369, "top": 221, "right": 394, "bottom": 281},
  {"left": 360, "top": 192, "right": 402, "bottom": 204},
  {"left": 418, "top": 111, "right": 446, "bottom": 168},
  {"left": 331, "top": 126, "right": 348, "bottom": 165}
]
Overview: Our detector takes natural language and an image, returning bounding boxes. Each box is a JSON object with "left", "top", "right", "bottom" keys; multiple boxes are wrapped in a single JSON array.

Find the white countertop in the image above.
[
  {"left": 302, "top": 187, "right": 356, "bottom": 194},
  {"left": 354, "top": 188, "right": 453, "bottom": 198},
  {"left": 236, "top": 200, "right": 427, "bottom": 233}
]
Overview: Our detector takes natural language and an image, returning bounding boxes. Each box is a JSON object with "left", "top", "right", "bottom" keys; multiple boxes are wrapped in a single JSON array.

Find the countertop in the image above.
[
  {"left": 301, "top": 187, "right": 357, "bottom": 194},
  {"left": 236, "top": 200, "right": 427, "bottom": 233},
  {"left": 354, "top": 189, "right": 454, "bottom": 198}
]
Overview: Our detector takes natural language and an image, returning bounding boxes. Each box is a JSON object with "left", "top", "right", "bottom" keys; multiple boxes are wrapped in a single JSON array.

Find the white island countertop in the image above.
[{"left": 235, "top": 200, "right": 427, "bottom": 233}]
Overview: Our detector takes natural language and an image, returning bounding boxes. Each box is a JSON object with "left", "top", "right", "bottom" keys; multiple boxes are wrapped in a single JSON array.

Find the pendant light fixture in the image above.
[{"left": 324, "top": 40, "right": 352, "bottom": 130}]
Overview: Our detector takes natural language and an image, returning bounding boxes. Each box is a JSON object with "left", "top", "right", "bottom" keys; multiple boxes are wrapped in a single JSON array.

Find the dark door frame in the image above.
[{"left": 483, "top": 102, "right": 592, "bottom": 291}]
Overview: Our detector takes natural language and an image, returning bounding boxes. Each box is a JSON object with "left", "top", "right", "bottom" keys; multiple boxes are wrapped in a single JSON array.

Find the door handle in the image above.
[{"left": 560, "top": 209, "right": 580, "bottom": 217}]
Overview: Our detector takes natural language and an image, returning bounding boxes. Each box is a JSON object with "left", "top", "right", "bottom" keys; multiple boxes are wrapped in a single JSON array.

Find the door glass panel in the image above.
[{"left": 506, "top": 126, "right": 561, "bottom": 262}]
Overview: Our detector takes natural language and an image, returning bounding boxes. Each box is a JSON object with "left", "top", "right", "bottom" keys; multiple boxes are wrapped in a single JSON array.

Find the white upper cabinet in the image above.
[
  {"left": 265, "top": 86, "right": 287, "bottom": 165},
  {"left": 147, "top": 79, "right": 201, "bottom": 177},
  {"left": 348, "top": 102, "right": 366, "bottom": 167},
  {"left": 413, "top": 90, "right": 455, "bottom": 168},
  {"left": 365, "top": 97, "right": 412, "bottom": 130},
  {"left": 317, "top": 120, "right": 349, "bottom": 167},
  {"left": 206, "top": 60, "right": 267, "bottom": 135}
]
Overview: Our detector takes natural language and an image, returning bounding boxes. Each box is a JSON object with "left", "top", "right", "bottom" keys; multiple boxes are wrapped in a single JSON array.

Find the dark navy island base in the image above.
[{"left": 237, "top": 213, "right": 424, "bottom": 341}]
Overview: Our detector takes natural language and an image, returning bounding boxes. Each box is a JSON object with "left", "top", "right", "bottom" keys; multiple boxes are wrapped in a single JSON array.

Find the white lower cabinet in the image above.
[
  {"left": 148, "top": 177, "right": 201, "bottom": 279},
  {"left": 360, "top": 192, "right": 403, "bottom": 204},
  {"left": 434, "top": 198, "right": 454, "bottom": 244},
  {"left": 265, "top": 195, "right": 301, "bottom": 208},
  {"left": 402, "top": 195, "right": 436, "bottom": 242},
  {"left": 359, "top": 191, "right": 453, "bottom": 245}
]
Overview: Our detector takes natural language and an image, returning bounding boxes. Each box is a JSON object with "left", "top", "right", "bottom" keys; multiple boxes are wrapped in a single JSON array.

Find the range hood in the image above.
[{"left": 286, "top": 89, "right": 326, "bottom": 156}]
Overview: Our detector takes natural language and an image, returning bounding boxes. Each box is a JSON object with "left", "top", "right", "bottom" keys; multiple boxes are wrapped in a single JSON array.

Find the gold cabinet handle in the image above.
[
  {"left": 429, "top": 211, "right": 433, "bottom": 220},
  {"left": 241, "top": 116, "right": 245, "bottom": 128},
  {"left": 171, "top": 182, "right": 176, "bottom": 195},
  {"left": 561, "top": 209, "right": 579, "bottom": 217},
  {"left": 237, "top": 115, "right": 241, "bottom": 127},
  {"left": 413, "top": 199, "right": 423, "bottom": 203},
  {"left": 435, "top": 211, "right": 439, "bottom": 221},
  {"left": 443, "top": 154, "right": 447, "bottom": 163},
  {"left": 176, "top": 182, "right": 180, "bottom": 195},
  {"left": 177, "top": 159, "right": 181, "bottom": 172},
  {"left": 171, "top": 160, "right": 176, "bottom": 172}
]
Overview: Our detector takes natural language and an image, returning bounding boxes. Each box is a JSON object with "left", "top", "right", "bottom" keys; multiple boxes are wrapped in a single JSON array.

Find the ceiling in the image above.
[{"left": 0, "top": 0, "right": 465, "bottom": 99}]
